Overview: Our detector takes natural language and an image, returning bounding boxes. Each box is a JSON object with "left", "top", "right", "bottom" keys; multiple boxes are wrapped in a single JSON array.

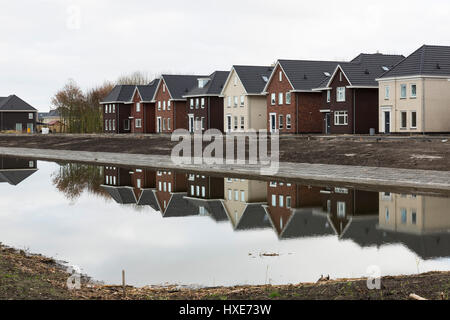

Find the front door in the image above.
[
  {"left": 384, "top": 111, "right": 390, "bottom": 134},
  {"left": 27, "top": 123, "right": 34, "bottom": 133},
  {"left": 157, "top": 117, "right": 162, "bottom": 133},
  {"left": 270, "top": 113, "right": 276, "bottom": 133},
  {"left": 188, "top": 115, "right": 194, "bottom": 133},
  {"left": 226, "top": 115, "right": 232, "bottom": 133},
  {"left": 325, "top": 113, "right": 331, "bottom": 134}
]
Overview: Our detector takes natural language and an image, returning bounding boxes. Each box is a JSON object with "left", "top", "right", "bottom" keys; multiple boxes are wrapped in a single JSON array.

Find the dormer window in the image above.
[
  {"left": 382, "top": 66, "right": 389, "bottom": 72},
  {"left": 198, "top": 78, "right": 209, "bottom": 88},
  {"left": 324, "top": 72, "right": 331, "bottom": 77},
  {"left": 262, "top": 76, "right": 269, "bottom": 83}
]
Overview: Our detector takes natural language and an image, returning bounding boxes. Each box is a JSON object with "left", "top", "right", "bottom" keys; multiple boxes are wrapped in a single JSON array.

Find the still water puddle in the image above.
[{"left": 0, "top": 156, "right": 449, "bottom": 287}]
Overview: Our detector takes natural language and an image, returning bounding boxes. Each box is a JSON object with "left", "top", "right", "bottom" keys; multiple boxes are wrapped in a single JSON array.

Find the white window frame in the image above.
[
  {"left": 136, "top": 102, "right": 141, "bottom": 112},
  {"left": 279, "top": 114, "right": 283, "bottom": 129},
  {"left": 410, "top": 111, "right": 417, "bottom": 129},
  {"left": 279, "top": 71, "right": 283, "bottom": 82},
  {"left": 190, "top": 99, "right": 194, "bottom": 109},
  {"left": 385, "top": 86, "right": 390, "bottom": 100},
  {"left": 334, "top": 111, "right": 348, "bottom": 126},
  {"left": 410, "top": 84, "right": 417, "bottom": 98},
  {"left": 400, "top": 111, "right": 407, "bottom": 129},
  {"left": 278, "top": 92, "right": 283, "bottom": 105},
  {"left": 201, "top": 98, "right": 205, "bottom": 108},
  {"left": 271, "top": 93, "right": 276, "bottom": 105},
  {"left": 327, "top": 90, "right": 331, "bottom": 103},
  {"left": 135, "top": 118, "right": 142, "bottom": 128},
  {"left": 240, "top": 95, "right": 244, "bottom": 107},
  {"left": 336, "top": 87, "right": 346, "bottom": 102},
  {"left": 158, "top": 101, "right": 161, "bottom": 110},
  {"left": 286, "top": 114, "right": 291, "bottom": 130},
  {"left": 286, "top": 92, "right": 291, "bottom": 105},
  {"left": 400, "top": 84, "right": 407, "bottom": 99}
]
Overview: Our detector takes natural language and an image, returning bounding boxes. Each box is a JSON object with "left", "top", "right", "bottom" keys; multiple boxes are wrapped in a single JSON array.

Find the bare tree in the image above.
[{"left": 116, "top": 71, "right": 152, "bottom": 85}]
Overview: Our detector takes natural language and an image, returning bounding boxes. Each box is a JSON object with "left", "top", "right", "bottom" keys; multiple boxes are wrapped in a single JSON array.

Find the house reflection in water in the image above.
[
  {"left": 184, "top": 174, "right": 228, "bottom": 222},
  {"left": 0, "top": 156, "right": 38, "bottom": 186},
  {"left": 98, "top": 165, "right": 450, "bottom": 259},
  {"left": 221, "top": 178, "right": 271, "bottom": 230}
]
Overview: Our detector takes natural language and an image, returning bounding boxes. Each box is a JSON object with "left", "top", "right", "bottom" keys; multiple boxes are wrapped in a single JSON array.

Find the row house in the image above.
[
  {"left": 152, "top": 74, "right": 207, "bottom": 133},
  {"left": 129, "top": 79, "right": 159, "bottom": 133},
  {"left": 0, "top": 95, "right": 37, "bottom": 133},
  {"left": 263, "top": 60, "right": 344, "bottom": 133},
  {"left": 220, "top": 66, "right": 273, "bottom": 133},
  {"left": 221, "top": 178, "right": 270, "bottom": 230},
  {"left": 183, "top": 71, "right": 229, "bottom": 133},
  {"left": 101, "top": 85, "right": 135, "bottom": 133},
  {"left": 377, "top": 45, "right": 450, "bottom": 133},
  {"left": 313, "top": 53, "right": 404, "bottom": 134}
]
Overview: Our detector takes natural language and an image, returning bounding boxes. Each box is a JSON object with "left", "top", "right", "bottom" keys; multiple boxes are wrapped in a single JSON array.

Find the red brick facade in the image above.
[
  {"left": 266, "top": 65, "right": 323, "bottom": 134},
  {"left": 103, "top": 103, "right": 131, "bottom": 134},
  {"left": 320, "top": 68, "right": 379, "bottom": 134},
  {"left": 154, "top": 80, "right": 175, "bottom": 133}
]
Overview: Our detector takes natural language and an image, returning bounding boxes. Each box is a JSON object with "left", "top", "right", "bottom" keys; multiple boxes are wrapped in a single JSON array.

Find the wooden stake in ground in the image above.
[{"left": 122, "top": 270, "right": 126, "bottom": 298}]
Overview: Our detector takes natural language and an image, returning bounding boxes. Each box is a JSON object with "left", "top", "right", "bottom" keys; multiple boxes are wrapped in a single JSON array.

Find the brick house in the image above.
[
  {"left": 129, "top": 79, "right": 159, "bottom": 133},
  {"left": 265, "top": 181, "right": 322, "bottom": 237},
  {"left": 263, "top": 60, "right": 345, "bottom": 133},
  {"left": 183, "top": 71, "right": 229, "bottom": 133},
  {"left": 313, "top": 53, "right": 404, "bottom": 134},
  {"left": 100, "top": 85, "right": 135, "bottom": 134},
  {"left": 152, "top": 74, "right": 207, "bottom": 133},
  {"left": 0, "top": 95, "right": 37, "bottom": 133}
]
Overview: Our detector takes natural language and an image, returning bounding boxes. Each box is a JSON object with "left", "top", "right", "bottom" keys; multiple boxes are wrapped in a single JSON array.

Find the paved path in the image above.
[{"left": 0, "top": 147, "right": 449, "bottom": 192}]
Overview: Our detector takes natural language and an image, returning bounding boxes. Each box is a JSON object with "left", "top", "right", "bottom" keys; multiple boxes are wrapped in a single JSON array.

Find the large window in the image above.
[
  {"left": 271, "top": 93, "right": 276, "bottom": 105},
  {"left": 400, "top": 84, "right": 407, "bottom": 99},
  {"left": 385, "top": 86, "right": 390, "bottom": 99},
  {"left": 411, "top": 84, "right": 417, "bottom": 98},
  {"left": 400, "top": 111, "right": 407, "bottom": 129},
  {"left": 334, "top": 111, "right": 348, "bottom": 125},
  {"left": 411, "top": 111, "right": 417, "bottom": 128},
  {"left": 336, "top": 87, "right": 346, "bottom": 102},
  {"left": 286, "top": 92, "right": 291, "bottom": 104}
]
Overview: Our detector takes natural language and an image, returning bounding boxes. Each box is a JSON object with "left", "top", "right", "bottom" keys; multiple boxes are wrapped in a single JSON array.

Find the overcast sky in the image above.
[{"left": 1, "top": 0, "right": 449, "bottom": 112}]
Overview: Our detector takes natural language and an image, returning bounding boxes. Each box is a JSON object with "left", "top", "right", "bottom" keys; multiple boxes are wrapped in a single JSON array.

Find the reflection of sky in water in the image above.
[{"left": 0, "top": 160, "right": 449, "bottom": 287}]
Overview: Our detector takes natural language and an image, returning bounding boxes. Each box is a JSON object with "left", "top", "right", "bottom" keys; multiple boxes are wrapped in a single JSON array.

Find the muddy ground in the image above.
[
  {"left": 0, "top": 134, "right": 449, "bottom": 171},
  {"left": 1, "top": 244, "right": 449, "bottom": 300}
]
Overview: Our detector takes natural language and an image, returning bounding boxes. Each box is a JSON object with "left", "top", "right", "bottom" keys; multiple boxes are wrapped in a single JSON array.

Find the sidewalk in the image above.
[{"left": 1, "top": 147, "right": 449, "bottom": 193}]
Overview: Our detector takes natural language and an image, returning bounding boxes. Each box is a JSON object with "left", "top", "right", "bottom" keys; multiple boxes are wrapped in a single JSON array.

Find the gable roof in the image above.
[
  {"left": 0, "top": 169, "right": 38, "bottom": 185},
  {"left": 161, "top": 192, "right": 199, "bottom": 217},
  {"left": 270, "top": 60, "right": 345, "bottom": 92},
  {"left": 135, "top": 79, "right": 160, "bottom": 102},
  {"left": 101, "top": 85, "right": 136, "bottom": 104},
  {"left": 137, "top": 188, "right": 159, "bottom": 211},
  {"left": 315, "top": 53, "right": 405, "bottom": 89},
  {"left": 183, "top": 71, "right": 230, "bottom": 97},
  {"left": 235, "top": 203, "right": 271, "bottom": 231},
  {"left": 184, "top": 197, "right": 229, "bottom": 222},
  {"left": 225, "top": 65, "right": 273, "bottom": 95},
  {"left": 101, "top": 185, "right": 137, "bottom": 204},
  {"left": 380, "top": 45, "right": 450, "bottom": 79},
  {"left": 0, "top": 95, "right": 37, "bottom": 112},
  {"left": 159, "top": 74, "right": 208, "bottom": 100}
]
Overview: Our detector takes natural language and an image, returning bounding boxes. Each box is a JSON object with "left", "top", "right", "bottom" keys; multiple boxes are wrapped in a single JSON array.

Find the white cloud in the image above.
[{"left": 0, "top": 0, "right": 449, "bottom": 111}]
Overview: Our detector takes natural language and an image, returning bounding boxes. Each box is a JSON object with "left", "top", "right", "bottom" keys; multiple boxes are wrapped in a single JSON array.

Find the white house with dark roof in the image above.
[
  {"left": 377, "top": 45, "right": 450, "bottom": 133},
  {"left": 0, "top": 95, "right": 37, "bottom": 133},
  {"left": 220, "top": 65, "right": 273, "bottom": 132}
]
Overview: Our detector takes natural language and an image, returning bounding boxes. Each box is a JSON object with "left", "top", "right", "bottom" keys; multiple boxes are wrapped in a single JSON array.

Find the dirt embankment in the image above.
[
  {"left": 0, "top": 134, "right": 449, "bottom": 171},
  {"left": 1, "top": 244, "right": 449, "bottom": 300}
]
